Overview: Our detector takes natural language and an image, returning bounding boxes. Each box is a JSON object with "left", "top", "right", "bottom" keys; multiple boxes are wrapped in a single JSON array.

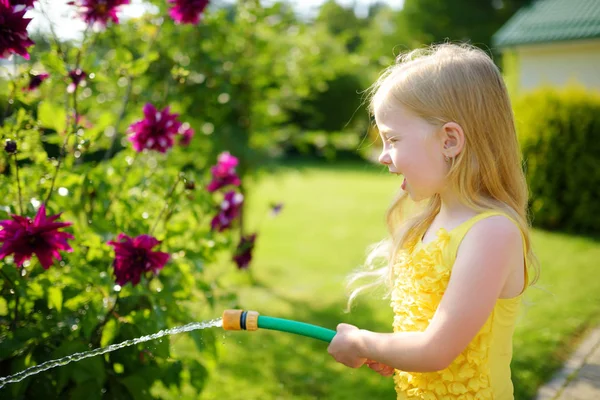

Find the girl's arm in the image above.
[{"left": 328, "top": 215, "right": 524, "bottom": 372}]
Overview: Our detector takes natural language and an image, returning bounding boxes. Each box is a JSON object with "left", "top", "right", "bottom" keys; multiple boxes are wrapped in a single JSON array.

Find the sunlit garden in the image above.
[{"left": 1, "top": 1, "right": 599, "bottom": 399}]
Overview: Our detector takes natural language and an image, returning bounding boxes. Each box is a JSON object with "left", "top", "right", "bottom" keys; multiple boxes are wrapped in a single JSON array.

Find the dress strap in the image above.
[
  {"left": 445, "top": 210, "right": 529, "bottom": 291},
  {"left": 450, "top": 211, "right": 508, "bottom": 240}
]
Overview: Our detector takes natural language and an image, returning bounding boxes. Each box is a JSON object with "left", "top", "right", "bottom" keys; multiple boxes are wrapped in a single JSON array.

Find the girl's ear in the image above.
[{"left": 441, "top": 122, "right": 465, "bottom": 158}]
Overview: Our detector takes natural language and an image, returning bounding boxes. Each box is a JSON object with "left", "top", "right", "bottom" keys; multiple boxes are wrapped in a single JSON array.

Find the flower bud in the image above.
[{"left": 4, "top": 140, "right": 17, "bottom": 154}]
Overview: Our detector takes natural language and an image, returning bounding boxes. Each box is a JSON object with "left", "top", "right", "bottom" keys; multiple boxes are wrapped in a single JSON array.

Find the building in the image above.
[{"left": 492, "top": 0, "right": 600, "bottom": 93}]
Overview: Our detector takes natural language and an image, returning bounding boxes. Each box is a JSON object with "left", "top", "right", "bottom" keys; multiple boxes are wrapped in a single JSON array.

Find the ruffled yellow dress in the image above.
[{"left": 391, "top": 211, "right": 527, "bottom": 400}]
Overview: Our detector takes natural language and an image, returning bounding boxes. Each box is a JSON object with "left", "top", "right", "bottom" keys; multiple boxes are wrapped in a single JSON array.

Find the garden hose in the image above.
[{"left": 222, "top": 310, "right": 336, "bottom": 343}]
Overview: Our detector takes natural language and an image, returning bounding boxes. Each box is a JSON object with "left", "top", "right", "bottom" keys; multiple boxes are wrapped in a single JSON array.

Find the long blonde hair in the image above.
[{"left": 347, "top": 43, "right": 540, "bottom": 310}]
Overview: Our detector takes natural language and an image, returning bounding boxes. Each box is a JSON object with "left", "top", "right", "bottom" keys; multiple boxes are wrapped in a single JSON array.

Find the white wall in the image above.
[{"left": 515, "top": 39, "right": 600, "bottom": 92}]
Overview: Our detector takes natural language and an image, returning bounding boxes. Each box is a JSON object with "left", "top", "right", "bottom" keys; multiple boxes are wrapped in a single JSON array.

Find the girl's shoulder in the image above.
[
  {"left": 438, "top": 211, "right": 526, "bottom": 274},
  {"left": 449, "top": 211, "right": 521, "bottom": 240}
]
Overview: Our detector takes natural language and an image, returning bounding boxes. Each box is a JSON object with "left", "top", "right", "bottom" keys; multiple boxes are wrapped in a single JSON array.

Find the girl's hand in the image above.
[
  {"left": 327, "top": 323, "right": 367, "bottom": 368},
  {"left": 365, "top": 360, "right": 395, "bottom": 377}
]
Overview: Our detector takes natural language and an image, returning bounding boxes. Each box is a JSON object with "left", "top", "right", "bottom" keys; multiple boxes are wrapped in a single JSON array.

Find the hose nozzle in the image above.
[{"left": 222, "top": 309, "right": 259, "bottom": 331}]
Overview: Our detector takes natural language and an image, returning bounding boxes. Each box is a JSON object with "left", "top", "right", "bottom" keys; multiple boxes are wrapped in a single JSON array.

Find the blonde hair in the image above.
[{"left": 346, "top": 43, "right": 540, "bottom": 310}]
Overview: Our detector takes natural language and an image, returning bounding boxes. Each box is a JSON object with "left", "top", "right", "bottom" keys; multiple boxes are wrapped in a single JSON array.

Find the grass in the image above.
[{"left": 191, "top": 160, "right": 600, "bottom": 400}]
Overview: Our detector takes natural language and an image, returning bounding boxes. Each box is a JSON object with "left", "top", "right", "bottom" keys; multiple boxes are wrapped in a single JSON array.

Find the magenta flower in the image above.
[
  {"left": 206, "top": 151, "right": 241, "bottom": 192},
  {"left": 128, "top": 103, "right": 183, "bottom": 153},
  {"left": 107, "top": 233, "right": 170, "bottom": 286},
  {"left": 168, "top": 0, "right": 209, "bottom": 25},
  {"left": 11, "top": 0, "right": 36, "bottom": 9},
  {"left": 0, "top": 204, "right": 74, "bottom": 270},
  {"left": 23, "top": 72, "right": 49, "bottom": 92},
  {"left": 67, "top": 0, "right": 130, "bottom": 26},
  {"left": 67, "top": 68, "right": 86, "bottom": 93},
  {"left": 178, "top": 124, "right": 194, "bottom": 146},
  {"left": 0, "top": 0, "right": 35, "bottom": 60},
  {"left": 233, "top": 233, "right": 256, "bottom": 270},
  {"left": 211, "top": 190, "right": 243, "bottom": 232}
]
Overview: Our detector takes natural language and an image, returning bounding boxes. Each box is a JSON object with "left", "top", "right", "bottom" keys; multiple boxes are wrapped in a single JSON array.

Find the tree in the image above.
[
  {"left": 401, "top": 0, "right": 533, "bottom": 52},
  {"left": 315, "top": 0, "right": 366, "bottom": 51}
]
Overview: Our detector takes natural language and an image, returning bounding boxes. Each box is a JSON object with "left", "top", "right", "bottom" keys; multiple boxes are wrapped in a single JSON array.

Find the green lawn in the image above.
[{"left": 193, "top": 161, "right": 600, "bottom": 400}]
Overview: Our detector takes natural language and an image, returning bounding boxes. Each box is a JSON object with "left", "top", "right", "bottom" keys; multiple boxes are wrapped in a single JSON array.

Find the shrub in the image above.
[{"left": 514, "top": 86, "right": 600, "bottom": 234}]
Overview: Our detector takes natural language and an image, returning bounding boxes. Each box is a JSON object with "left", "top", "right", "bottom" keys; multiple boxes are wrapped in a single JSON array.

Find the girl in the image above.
[{"left": 327, "top": 43, "right": 539, "bottom": 399}]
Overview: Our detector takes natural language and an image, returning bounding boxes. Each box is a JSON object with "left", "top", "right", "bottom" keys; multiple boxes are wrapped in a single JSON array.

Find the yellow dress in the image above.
[{"left": 391, "top": 211, "right": 527, "bottom": 400}]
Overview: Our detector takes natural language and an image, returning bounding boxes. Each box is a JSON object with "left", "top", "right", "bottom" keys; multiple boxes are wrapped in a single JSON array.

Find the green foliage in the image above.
[
  {"left": 0, "top": 3, "right": 278, "bottom": 399},
  {"left": 402, "top": 0, "right": 531, "bottom": 53},
  {"left": 515, "top": 87, "right": 600, "bottom": 234}
]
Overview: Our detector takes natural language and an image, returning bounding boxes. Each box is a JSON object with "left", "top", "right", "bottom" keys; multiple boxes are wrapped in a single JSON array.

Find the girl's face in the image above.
[{"left": 376, "top": 104, "right": 449, "bottom": 201}]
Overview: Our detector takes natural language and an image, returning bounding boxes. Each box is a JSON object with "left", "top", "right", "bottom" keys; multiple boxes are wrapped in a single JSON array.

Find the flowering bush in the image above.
[{"left": 0, "top": 1, "right": 266, "bottom": 398}]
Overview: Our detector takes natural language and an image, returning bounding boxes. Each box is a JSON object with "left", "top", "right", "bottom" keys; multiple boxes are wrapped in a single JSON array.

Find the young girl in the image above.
[{"left": 327, "top": 43, "right": 539, "bottom": 399}]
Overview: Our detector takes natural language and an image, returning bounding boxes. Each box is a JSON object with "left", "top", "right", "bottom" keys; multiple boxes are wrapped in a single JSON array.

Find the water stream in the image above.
[{"left": 0, "top": 317, "right": 223, "bottom": 389}]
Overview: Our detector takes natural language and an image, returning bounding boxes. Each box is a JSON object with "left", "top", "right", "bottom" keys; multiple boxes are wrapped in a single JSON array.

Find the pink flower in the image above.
[
  {"left": 107, "top": 233, "right": 170, "bottom": 286},
  {"left": 23, "top": 72, "right": 49, "bottom": 92},
  {"left": 11, "top": 1, "right": 36, "bottom": 9},
  {"left": 128, "top": 103, "right": 183, "bottom": 153},
  {"left": 206, "top": 151, "right": 241, "bottom": 192},
  {"left": 210, "top": 190, "right": 243, "bottom": 232},
  {"left": 67, "top": 68, "right": 86, "bottom": 93},
  {"left": 67, "top": 0, "right": 130, "bottom": 26},
  {"left": 178, "top": 124, "right": 194, "bottom": 146},
  {"left": 233, "top": 233, "right": 256, "bottom": 270},
  {"left": 76, "top": 114, "right": 94, "bottom": 129},
  {"left": 0, "top": 204, "right": 74, "bottom": 270},
  {"left": 168, "top": 0, "right": 209, "bottom": 25},
  {"left": 0, "top": 0, "right": 35, "bottom": 60}
]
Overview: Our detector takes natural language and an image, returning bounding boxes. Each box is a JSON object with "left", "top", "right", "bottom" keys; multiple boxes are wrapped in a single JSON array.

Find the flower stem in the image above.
[
  {"left": 13, "top": 153, "right": 24, "bottom": 215},
  {"left": 44, "top": 134, "right": 69, "bottom": 205},
  {"left": 103, "top": 75, "right": 133, "bottom": 161},
  {"left": 2, "top": 58, "right": 18, "bottom": 126},
  {"left": 103, "top": 152, "right": 139, "bottom": 218},
  {"left": 2, "top": 269, "right": 21, "bottom": 331},
  {"left": 150, "top": 174, "right": 183, "bottom": 235},
  {"left": 44, "top": 25, "right": 92, "bottom": 205},
  {"left": 12, "top": 292, "right": 19, "bottom": 331},
  {"left": 91, "top": 292, "right": 120, "bottom": 347},
  {"left": 0, "top": 269, "right": 15, "bottom": 288},
  {"left": 39, "top": 0, "right": 65, "bottom": 59},
  {"left": 104, "top": 24, "right": 162, "bottom": 161}
]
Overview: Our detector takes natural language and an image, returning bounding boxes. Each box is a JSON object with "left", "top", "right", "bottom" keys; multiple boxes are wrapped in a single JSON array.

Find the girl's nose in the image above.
[{"left": 378, "top": 150, "right": 391, "bottom": 166}]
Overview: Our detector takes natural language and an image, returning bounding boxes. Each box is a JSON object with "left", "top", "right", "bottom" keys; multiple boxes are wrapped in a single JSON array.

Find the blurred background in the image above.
[{"left": 1, "top": 0, "right": 599, "bottom": 399}]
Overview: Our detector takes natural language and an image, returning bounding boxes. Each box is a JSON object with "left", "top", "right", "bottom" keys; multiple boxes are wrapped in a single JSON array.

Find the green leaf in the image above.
[
  {"left": 162, "top": 360, "right": 183, "bottom": 387},
  {"left": 101, "top": 319, "right": 119, "bottom": 347},
  {"left": 0, "top": 296, "right": 8, "bottom": 316},
  {"left": 68, "top": 379, "right": 102, "bottom": 400},
  {"left": 48, "top": 286, "right": 63, "bottom": 312},
  {"left": 189, "top": 329, "right": 218, "bottom": 360},
  {"left": 9, "top": 352, "right": 34, "bottom": 398},
  {"left": 121, "top": 375, "right": 153, "bottom": 400},
  {"left": 38, "top": 101, "right": 67, "bottom": 133},
  {"left": 114, "top": 48, "right": 133, "bottom": 64},
  {"left": 188, "top": 360, "right": 209, "bottom": 392},
  {"left": 40, "top": 51, "right": 67, "bottom": 75},
  {"left": 55, "top": 341, "right": 106, "bottom": 391},
  {"left": 129, "top": 51, "right": 159, "bottom": 76}
]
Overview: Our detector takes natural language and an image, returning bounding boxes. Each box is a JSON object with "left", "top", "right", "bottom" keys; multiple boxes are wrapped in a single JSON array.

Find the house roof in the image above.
[{"left": 493, "top": 0, "right": 600, "bottom": 47}]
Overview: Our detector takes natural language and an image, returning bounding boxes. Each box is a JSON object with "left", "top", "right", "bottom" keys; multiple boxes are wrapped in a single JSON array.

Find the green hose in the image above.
[
  {"left": 222, "top": 310, "right": 336, "bottom": 343},
  {"left": 258, "top": 316, "right": 336, "bottom": 343}
]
